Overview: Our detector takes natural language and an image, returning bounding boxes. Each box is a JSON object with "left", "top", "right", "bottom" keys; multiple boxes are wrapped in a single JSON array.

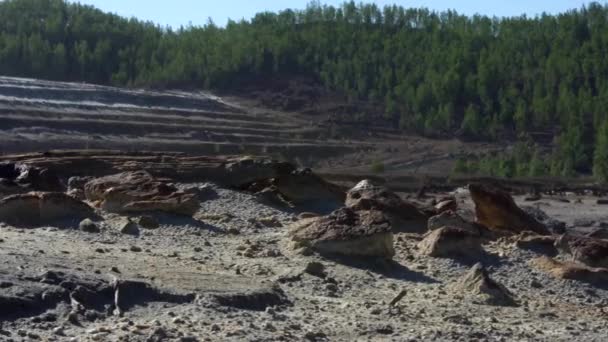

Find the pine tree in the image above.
[{"left": 593, "top": 119, "right": 608, "bottom": 183}]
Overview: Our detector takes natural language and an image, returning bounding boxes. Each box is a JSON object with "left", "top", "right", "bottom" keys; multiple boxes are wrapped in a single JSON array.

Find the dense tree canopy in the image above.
[{"left": 1, "top": 0, "right": 608, "bottom": 180}]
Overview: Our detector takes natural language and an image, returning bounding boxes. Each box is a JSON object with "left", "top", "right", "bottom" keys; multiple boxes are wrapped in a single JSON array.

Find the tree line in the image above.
[{"left": 1, "top": 0, "right": 608, "bottom": 181}]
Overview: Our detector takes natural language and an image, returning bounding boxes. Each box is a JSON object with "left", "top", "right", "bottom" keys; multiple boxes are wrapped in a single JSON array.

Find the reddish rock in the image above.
[{"left": 469, "top": 183, "right": 549, "bottom": 235}]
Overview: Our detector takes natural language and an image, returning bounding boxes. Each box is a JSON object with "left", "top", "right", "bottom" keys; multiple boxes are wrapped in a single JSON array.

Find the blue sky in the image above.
[{"left": 72, "top": 1, "right": 593, "bottom": 28}]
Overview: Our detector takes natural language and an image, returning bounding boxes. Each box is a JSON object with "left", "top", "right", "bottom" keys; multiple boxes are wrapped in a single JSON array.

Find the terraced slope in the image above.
[
  {"left": 0, "top": 76, "right": 501, "bottom": 175},
  {"left": 0, "top": 77, "right": 363, "bottom": 162}
]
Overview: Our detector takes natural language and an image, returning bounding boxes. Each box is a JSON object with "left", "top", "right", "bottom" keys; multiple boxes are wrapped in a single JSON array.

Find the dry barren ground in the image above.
[{"left": 1, "top": 181, "right": 608, "bottom": 341}]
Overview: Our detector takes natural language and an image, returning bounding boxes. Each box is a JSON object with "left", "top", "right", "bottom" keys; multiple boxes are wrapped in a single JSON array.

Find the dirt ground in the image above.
[{"left": 1, "top": 182, "right": 608, "bottom": 341}]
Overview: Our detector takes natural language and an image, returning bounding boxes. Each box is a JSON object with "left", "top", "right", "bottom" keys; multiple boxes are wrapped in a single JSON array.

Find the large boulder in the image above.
[
  {"left": 0, "top": 192, "right": 96, "bottom": 227},
  {"left": 288, "top": 207, "right": 394, "bottom": 259},
  {"left": 418, "top": 226, "right": 482, "bottom": 258},
  {"left": 453, "top": 263, "right": 516, "bottom": 306},
  {"left": 554, "top": 235, "right": 608, "bottom": 268},
  {"left": 84, "top": 171, "right": 199, "bottom": 216},
  {"left": 469, "top": 183, "right": 549, "bottom": 235},
  {"left": 345, "top": 180, "right": 428, "bottom": 233}
]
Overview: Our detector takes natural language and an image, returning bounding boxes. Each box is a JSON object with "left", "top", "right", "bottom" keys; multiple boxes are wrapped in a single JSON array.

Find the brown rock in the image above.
[
  {"left": 0, "top": 192, "right": 96, "bottom": 227},
  {"left": 469, "top": 183, "right": 549, "bottom": 235},
  {"left": 289, "top": 207, "right": 394, "bottom": 258},
  {"left": 597, "top": 199, "right": 608, "bottom": 205},
  {"left": 84, "top": 171, "right": 199, "bottom": 216},
  {"left": 345, "top": 180, "right": 428, "bottom": 233},
  {"left": 454, "top": 263, "right": 516, "bottom": 306},
  {"left": 530, "top": 256, "right": 608, "bottom": 284},
  {"left": 554, "top": 235, "right": 608, "bottom": 268},
  {"left": 418, "top": 226, "right": 482, "bottom": 258}
]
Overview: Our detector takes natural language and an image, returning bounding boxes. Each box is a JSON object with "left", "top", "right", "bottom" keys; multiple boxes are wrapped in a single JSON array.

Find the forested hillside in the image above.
[{"left": 1, "top": 0, "right": 608, "bottom": 181}]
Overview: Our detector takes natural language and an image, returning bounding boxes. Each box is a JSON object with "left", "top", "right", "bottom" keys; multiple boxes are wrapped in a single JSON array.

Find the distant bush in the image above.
[{"left": 370, "top": 160, "right": 385, "bottom": 174}]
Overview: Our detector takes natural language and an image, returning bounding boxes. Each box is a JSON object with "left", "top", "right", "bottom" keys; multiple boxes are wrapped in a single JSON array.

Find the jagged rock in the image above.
[
  {"left": 586, "top": 227, "right": 608, "bottom": 240},
  {"left": 84, "top": 171, "right": 200, "bottom": 216},
  {"left": 418, "top": 226, "right": 482, "bottom": 258},
  {"left": 521, "top": 206, "right": 566, "bottom": 234},
  {"left": 469, "top": 183, "right": 549, "bottom": 235},
  {"left": 138, "top": 215, "right": 160, "bottom": 229},
  {"left": 289, "top": 207, "right": 395, "bottom": 258},
  {"left": 272, "top": 168, "right": 344, "bottom": 209},
  {"left": 0, "top": 162, "right": 62, "bottom": 195},
  {"left": 454, "top": 263, "right": 516, "bottom": 306},
  {"left": 0, "top": 192, "right": 96, "bottom": 227},
  {"left": 427, "top": 211, "right": 481, "bottom": 235},
  {"left": 554, "top": 235, "right": 608, "bottom": 268},
  {"left": 0, "top": 152, "right": 295, "bottom": 187},
  {"left": 79, "top": 218, "right": 100, "bottom": 233},
  {"left": 68, "top": 176, "right": 94, "bottom": 192},
  {"left": 345, "top": 180, "right": 428, "bottom": 233},
  {"left": 530, "top": 256, "right": 608, "bottom": 285},
  {"left": 514, "top": 233, "right": 558, "bottom": 256},
  {"left": 435, "top": 199, "right": 457, "bottom": 213}
]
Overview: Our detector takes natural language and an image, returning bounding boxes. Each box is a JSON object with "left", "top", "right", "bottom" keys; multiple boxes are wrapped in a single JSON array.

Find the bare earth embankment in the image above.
[{"left": 0, "top": 76, "right": 498, "bottom": 176}]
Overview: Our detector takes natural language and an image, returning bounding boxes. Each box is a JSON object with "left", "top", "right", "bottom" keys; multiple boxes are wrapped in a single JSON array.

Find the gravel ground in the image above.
[{"left": 1, "top": 184, "right": 607, "bottom": 341}]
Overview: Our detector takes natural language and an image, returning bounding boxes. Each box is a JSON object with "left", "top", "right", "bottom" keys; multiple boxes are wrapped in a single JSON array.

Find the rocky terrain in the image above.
[{"left": 1, "top": 151, "right": 608, "bottom": 341}]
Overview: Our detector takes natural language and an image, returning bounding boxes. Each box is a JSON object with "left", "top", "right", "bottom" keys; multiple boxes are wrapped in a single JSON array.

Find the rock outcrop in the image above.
[
  {"left": 530, "top": 256, "right": 608, "bottom": 285},
  {"left": 554, "top": 235, "right": 608, "bottom": 268},
  {"left": 0, "top": 162, "right": 63, "bottom": 195},
  {"left": 0, "top": 192, "right": 96, "bottom": 227},
  {"left": 418, "top": 226, "right": 482, "bottom": 258},
  {"left": 246, "top": 168, "right": 344, "bottom": 212},
  {"left": 345, "top": 180, "right": 428, "bottom": 233},
  {"left": 454, "top": 263, "right": 516, "bottom": 306},
  {"left": 469, "top": 183, "right": 550, "bottom": 235},
  {"left": 84, "top": 171, "right": 200, "bottom": 216},
  {"left": 289, "top": 207, "right": 394, "bottom": 258}
]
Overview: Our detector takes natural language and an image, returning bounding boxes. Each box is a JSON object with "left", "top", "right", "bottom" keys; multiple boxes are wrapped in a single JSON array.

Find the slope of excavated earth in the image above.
[
  {"left": 1, "top": 155, "right": 608, "bottom": 341},
  {"left": 0, "top": 76, "right": 500, "bottom": 175}
]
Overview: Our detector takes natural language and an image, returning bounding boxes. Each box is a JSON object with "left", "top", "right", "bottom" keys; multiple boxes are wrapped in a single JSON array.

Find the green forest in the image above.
[{"left": 1, "top": 0, "right": 608, "bottom": 181}]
